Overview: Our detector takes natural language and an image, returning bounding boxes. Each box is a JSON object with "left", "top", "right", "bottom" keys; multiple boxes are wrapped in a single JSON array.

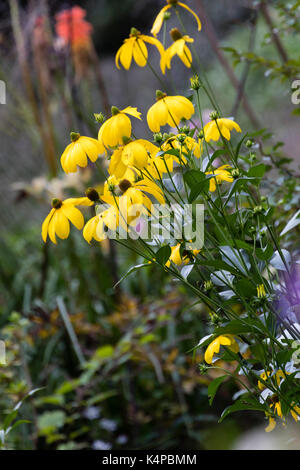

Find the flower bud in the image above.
[
  {"left": 231, "top": 168, "right": 240, "bottom": 179},
  {"left": 190, "top": 74, "right": 201, "bottom": 91},
  {"left": 246, "top": 139, "right": 253, "bottom": 148},
  {"left": 209, "top": 111, "right": 219, "bottom": 120},
  {"left": 154, "top": 133, "right": 163, "bottom": 144},
  {"left": 253, "top": 205, "right": 263, "bottom": 214},
  {"left": 199, "top": 363, "right": 209, "bottom": 375},
  {"left": 204, "top": 280, "right": 213, "bottom": 292},
  {"left": 163, "top": 11, "right": 171, "bottom": 21},
  {"left": 163, "top": 132, "right": 172, "bottom": 141},
  {"left": 94, "top": 112, "right": 105, "bottom": 124}
]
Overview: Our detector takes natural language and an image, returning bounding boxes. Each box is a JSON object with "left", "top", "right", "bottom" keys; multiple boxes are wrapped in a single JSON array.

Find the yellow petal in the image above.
[
  {"left": 151, "top": 5, "right": 170, "bottom": 37},
  {"left": 119, "top": 40, "right": 134, "bottom": 70},
  {"left": 61, "top": 204, "right": 84, "bottom": 230},
  {"left": 265, "top": 417, "right": 276, "bottom": 433},
  {"left": 55, "top": 211, "right": 70, "bottom": 239},
  {"left": 42, "top": 208, "right": 55, "bottom": 242},
  {"left": 133, "top": 38, "right": 148, "bottom": 66},
  {"left": 121, "top": 106, "right": 142, "bottom": 120},
  {"left": 178, "top": 2, "right": 202, "bottom": 31}
]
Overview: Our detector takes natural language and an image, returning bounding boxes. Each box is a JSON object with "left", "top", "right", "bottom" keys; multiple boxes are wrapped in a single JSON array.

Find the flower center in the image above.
[
  {"left": 156, "top": 90, "right": 167, "bottom": 101},
  {"left": 70, "top": 132, "right": 80, "bottom": 142},
  {"left": 130, "top": 27, "right": 141, "bottom": 37},
  {"left": 111, "top": 106, "right": 120, "bottom": 116},
  {"left": 52, "top": 198, "right": 63, "bottom": 209},
  {"left": 170, "top": 28, "right": 182, "bottom": 41},
  {"left": 119, "top": 179, "right": 132, "bottom": 193},
  {"left": 85, "top": 187, "right": 100, "bottom": 202}
]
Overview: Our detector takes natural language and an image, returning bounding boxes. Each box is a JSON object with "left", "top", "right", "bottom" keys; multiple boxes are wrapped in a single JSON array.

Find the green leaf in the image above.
[
  {"left": 38, "top": 411, "right": 66, "bottom": 436},
  {"left": 247, "top": 164, "right": 266, "bottom": 178},
  {"left": 256, "top": 243, "right": 273, "bottom": 261},
  {"left": 214, "top": 319, "right": 263, "bottom": 336},
  {"left": 114, "top": 263, "right": 150, "bottom": 289},
  {"left": 219, "top": 398, "right": 266, "bottom": 422},
  {"left": 208, "top": 376, "right": 227, "bottom": 405},
  {"left": 156, "top": 245, "right": 171, "bottom": 265}
]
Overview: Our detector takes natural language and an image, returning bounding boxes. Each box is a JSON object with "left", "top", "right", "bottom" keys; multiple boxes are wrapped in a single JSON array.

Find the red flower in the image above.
[{"left": 55, "top": 6, "right": 93, "bottom": 47}]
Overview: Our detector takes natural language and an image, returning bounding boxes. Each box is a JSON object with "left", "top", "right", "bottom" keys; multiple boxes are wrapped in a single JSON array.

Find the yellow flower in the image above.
[
  {"left": 258, "top": 371, "right": 271, "bottom": 391},
  {"left": 161, "top": 29, "right": 193, "bottom": 73},
  {"left": 98, "top": 106, "right": 141, "bottom": 149},
  {"left": 206, "top": 164, "right": 234, "bottom": 192},
  {"left": 147, "top": 91, "right": 194, "bottom": 132},
  {"left": 257, "top": 284, "right": 266, "bottom": 298},
  {"left": 265, "top": 400, "right": 300, "bottom": 432},
  {"left": 61, "top": 133, "right": 105, "bottom": 174},
  {"left": 109, "top": 139, "right": 160, "bottom": 181},
  {"left": 162, "top": 134, "right": 202, "bottom": 161},
  {"left": 151, "top": 0, "right": 202, "bottom": 37},
  {"left": 83, "top": 206, "right": 119, "bottom": 243},
  {"left": 258, "top": 370, "right": 286, "bottom": 391},
  {"left": 165, "top": 243, "right": 200, "bottom": 267},
  {"left": 290, "top": 403, "right": 300, "bottom": 423},
  {"left": 102, "top": 176, "right": 165, "bottom": 230},
  {"left": 204, "top": 334, "right": 238, "bottom": 364},
  {"left": 116, "top": 27, "right": 164, "bottom": 70},
  {"left": 204, "top": 118, "right": 242, "bottom": 142},
  {"left": 42, "top": 197, "right": 93, "bottom": 244}
]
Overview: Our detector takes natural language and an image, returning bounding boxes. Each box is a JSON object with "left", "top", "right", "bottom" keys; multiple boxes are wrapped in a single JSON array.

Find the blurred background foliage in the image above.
[{"left": 0, "top": 0, "right": 300, "bottom": 449}]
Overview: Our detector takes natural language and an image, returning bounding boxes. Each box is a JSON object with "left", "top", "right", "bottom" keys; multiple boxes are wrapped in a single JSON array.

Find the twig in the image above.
[
  {"left": 195, "top": 0, "right": 261, "bottom": 128},
  {"left": 259, "top": 0, "right": 289, "bottom": 64},
  {"left": 231, "top": 10, "right": 258, "bottom": 117}
]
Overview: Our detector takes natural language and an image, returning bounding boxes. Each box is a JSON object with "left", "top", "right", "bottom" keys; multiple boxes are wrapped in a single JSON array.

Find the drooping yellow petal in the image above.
[
  {"left": 83, "top": 215, "right": 103, "bottom": 243},
  {"left": 142, "top": 35, "right": 165, "bottom": 58},
  {"left": 122, "top": 141, "right": 149, "bottom": 169},
  {"left": 61, "top": 136, "right": 104, "bottom": 174},
  {"left": 147, "top": 100, "right": 169, "bottom": 132},
  {"left": 42, "top": 208, "right": 55, "bottom": 242},
  {"left": 121, "top": 106, "right": 142, "bottom": 120},
  {"left": 119, "top": 39, "right": 134, "bottom": 70},
  {"left": 61, "top": 204, "right": 85, "bottom": 230},
  {"left": 151, "top": 5, "right": 171, "bottom": 37},
  {"left": 265, "top": 417, "right": 276, "bottom": 433},
  {"left": 55, "top": 211, "right": 70, "bottom": 239},
  {"left": 99, "top": 113, "right": 132, "bottom": 148},
  {"left": 178, "top": 2, "right": 202, "bottom": 31},
  {"left": 179, "top": 44, "right": 192, "bottom": 67},
  {"left": 133, "top": 38, "right": 148, "bottom": 66}
]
